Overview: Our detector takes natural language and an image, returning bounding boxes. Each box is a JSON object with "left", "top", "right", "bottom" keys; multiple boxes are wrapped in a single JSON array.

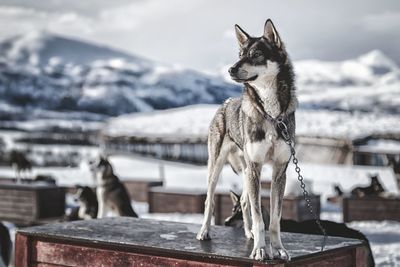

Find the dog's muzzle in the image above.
[{"left": 229, "top": 64, "right": 257, "bottom": 82}]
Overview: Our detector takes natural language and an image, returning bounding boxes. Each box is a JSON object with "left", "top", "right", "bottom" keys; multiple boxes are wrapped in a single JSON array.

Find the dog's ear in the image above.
[
  {"left": 229, "top": 190, "right": 240, "bottom": 204},
  {"left": 263, "top": 19, "right": 282, "bottom": 49},
  {"left": 235, "top": 24, "right": 249, "bottom": 48}
]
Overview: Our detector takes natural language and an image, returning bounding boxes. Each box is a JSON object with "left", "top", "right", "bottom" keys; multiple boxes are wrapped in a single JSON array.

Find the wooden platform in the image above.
[
  {"left": 343, "top": 196, "right": 400, "bottom": 222},
  {"left": 148, "top": 187, "right": 206, "bottom": 213},
  {"left": 215, "top": 191, "right": 321, "bottom": 225},
  {"left": 123, "top": 179, "right": 163, "bottom": 202},
  {"left": 0, "top": 183, "right": 65, "bottom": 226},
  {"left": 15, "top": 217, "right": 366, "bottom": 266}
]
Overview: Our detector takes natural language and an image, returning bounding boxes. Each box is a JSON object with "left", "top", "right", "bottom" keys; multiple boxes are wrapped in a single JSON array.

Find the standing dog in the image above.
[
  {"left": 197, "top": 19, "right": 297, "bottom": 261},
  {"left": 90, "top": 157, "right": 138, "bottom": 218}
]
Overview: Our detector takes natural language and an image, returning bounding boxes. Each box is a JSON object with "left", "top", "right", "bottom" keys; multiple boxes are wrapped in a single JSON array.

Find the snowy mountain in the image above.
[
  {"left": 0, "top": 32, "right": 241, "bottom": 120},
  {"left": 1, "top": 31, "right": 399, "bottom": 123},
  {"left": 294, "top": 50, "right": 400, "bottom": 114},
  {"left": 295, "top": 50, "right": 399, "bottom": 87}
]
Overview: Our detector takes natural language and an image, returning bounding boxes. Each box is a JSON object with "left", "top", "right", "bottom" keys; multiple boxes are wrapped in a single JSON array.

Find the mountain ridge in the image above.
[
  {"left": 0, "top": 31, "right": 241, "bottom": 120},
  {"left": 0, "top": 31, "right": 399, "bottom": 121}
]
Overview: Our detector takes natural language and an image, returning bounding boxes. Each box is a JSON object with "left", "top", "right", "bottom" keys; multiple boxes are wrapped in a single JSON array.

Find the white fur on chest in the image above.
[
  {"left": 245, "top": 136, "right": 291, "bottom": 164},
  {"left": 97, "top": 186, "right": 105, "bottom": 201},
  {"left": 78, "top": 202, "right": 88, "bottom": 219},
  {"left": 248, "top": 62, "right": 281, "bottom": 118}
]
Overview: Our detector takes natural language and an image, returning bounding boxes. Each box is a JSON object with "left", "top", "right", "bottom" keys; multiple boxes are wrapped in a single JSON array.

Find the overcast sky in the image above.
[{"left": 0, "top": 0, "right": 399, "bottom": 70}]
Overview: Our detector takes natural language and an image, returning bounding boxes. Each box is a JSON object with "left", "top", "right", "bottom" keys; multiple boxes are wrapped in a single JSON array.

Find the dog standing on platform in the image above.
[
  {"left": 197, "top": 19, "right": 297, "bottom": 261},
  {"left": 90, "top": 156, "right": 138, "bottom": 218}
]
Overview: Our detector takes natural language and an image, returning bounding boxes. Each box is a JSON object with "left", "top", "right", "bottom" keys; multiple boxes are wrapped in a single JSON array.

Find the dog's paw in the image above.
[
  {"left": 244, "top": 228, "right": 253, "bottom": 239},
  {"left": 270, "top": 244, "right": 290, "bottom": 261},
  {"left": 250, "top": 246, "right": 269, "bottom": 261},
  {"left": 196, "top": 227, "right": 211, "bottom": 240}
]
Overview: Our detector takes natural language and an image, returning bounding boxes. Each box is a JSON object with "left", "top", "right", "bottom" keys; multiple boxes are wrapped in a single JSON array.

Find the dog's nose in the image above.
[{"left": 229, "top": 66, "right": 238, "bottom": 75}]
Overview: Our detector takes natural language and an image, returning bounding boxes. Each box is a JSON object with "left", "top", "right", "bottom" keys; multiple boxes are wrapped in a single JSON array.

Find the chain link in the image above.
[{"left": 277, "top": 119, "right": 327, "bottom": 252}]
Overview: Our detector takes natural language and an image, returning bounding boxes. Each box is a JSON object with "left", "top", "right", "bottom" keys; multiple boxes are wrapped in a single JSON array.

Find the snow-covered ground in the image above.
[{"left": 2, "top": 153, "right": 397, "bottom": 200}]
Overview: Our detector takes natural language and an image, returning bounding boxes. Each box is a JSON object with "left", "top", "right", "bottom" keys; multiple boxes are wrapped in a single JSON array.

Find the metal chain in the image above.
[{"left": 277, "top": 119, "right": 327, "bottom": 252}]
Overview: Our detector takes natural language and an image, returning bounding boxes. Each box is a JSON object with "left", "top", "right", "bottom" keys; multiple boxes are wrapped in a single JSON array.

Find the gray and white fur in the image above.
[
  {"left": 90, "top": 157, "right": 138, "bottom": 218},
  {"left": 196, "top": 19, "right": 297, "bottom": 261}
]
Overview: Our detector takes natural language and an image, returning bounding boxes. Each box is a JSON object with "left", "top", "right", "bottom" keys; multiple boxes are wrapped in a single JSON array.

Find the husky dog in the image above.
[
  {"left": 197, "top": 19, "right": 297, "bottom": 261},
  {"left": 75, "top": 185, "right": 98, "bottom": 220},
  {"left": 351, "top": 174, "right": 385, "bottom": 198},
  {"left": 225, "top": 191, "right": 375, "bottom": 267},
  {"left": 90, "top": 157, "right": 138, "bottom": 218}
]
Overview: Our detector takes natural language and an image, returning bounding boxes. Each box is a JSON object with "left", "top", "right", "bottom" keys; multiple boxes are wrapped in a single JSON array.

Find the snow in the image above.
[
  {"left": 356, "top": 139, "right": 400, "bottom": 154},
  {"left": 103, "top": 105, "right": 216, "bottom": 138},
  {"left": 295, "top": 50, "right": 398, "bottom": 87},
  {"left": 104, "top": 104, "right": 400, "bottom": 140},
  {"left": 348, "top": 221, "right": 400, "bottom": 266}
]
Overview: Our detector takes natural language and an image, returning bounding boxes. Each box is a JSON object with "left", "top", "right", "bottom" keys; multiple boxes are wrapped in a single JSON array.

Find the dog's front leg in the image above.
[
  {"left": 97, "top": 197, "right": 106, "bottom": 219},
  {"left": 241, "top": 184, "right": 253, "bottom": 239},
  {"left": 244, "top": 161, "right": 267, "bottom": 261},
  {"left": 269, "top": 142, "right": 291, "bottom": 261},
  {"left": 197, "top": 138, "right": 230, "bottom": 240}
]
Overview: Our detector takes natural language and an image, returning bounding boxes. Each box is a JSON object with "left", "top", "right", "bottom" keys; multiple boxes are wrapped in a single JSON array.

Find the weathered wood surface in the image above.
[
  {"left": 215, "top": 190, "right": 320, "bottom": 225},
  {"left": 149, "top": 187, "right": 206, "bottom": 213},
  {"left": 15, "top": 217, "right": 366, "bottom": 267},
  {"left": 0, "top": 183, "right": 65, "bottom": 225},
  {"left": 343, "top": 196, "right": 400, "bottom": 222}
]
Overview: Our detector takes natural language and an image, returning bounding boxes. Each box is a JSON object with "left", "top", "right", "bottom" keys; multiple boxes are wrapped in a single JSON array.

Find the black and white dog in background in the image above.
[
  {"left": 75, "top": 186, "right": 98, "bottom": 220},
  {"left": 90, "top": 156, "right": 138, "bottom": 218},
  {"left": 197, "top": 19, "right": 297, "bottom": 261}
]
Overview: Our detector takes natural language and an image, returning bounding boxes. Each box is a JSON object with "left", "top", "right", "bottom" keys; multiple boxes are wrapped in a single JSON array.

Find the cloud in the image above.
[
  {"left": 97, "top": 0, "right": 203, "bottom": 32},
  {"left": 0, "top": 6, "right": 95, "bottom": 38},
  {"left": 222, "top": 29, "right": 235, "bottom": 39},
  {"left": 0, "top": 0, "right": 400, "bottom": 70},
  {"left": 362, "top": 11, "right": 400, "bottom": 33}
]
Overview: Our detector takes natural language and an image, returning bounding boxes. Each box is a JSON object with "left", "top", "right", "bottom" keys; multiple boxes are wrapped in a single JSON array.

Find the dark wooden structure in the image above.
[
  {"left": 343, "top": 196, "right": 400, "bottom": 222},
  {"left": 215, "top": 191, "right": 320, "bottom": 225},
  {"left": 123, "top": 179, "right": 163, "bottom": 202},
  {"left": 15, "top": 217, "right": 367, "bottom": 266},
  {"left": 148, "top": 187, "right": 206, "bottom": 213},
  {"left": 0, "top": 183, "right": 65, "bottom": 226},
  {"left": 261, "top": 180, "right": 272, "bottom": 190}
]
